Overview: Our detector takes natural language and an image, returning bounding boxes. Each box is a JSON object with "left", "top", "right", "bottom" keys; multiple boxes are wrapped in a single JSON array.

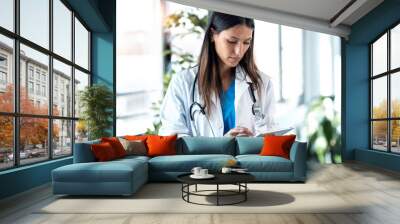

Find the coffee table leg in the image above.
[
  {"left": 245, "top": 183, "right": 247, "bottom": 201},
  {"left": 217, "top": 184, "right": 219, "bottom": 206},
  {"left": 195, "top": 184, "right": 197, "bottom": 192}
]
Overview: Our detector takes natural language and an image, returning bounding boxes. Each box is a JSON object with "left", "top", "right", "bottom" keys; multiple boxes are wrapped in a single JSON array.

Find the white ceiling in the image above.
[{"left": 168, "top": 0, "right": 384, "bottom": 38}]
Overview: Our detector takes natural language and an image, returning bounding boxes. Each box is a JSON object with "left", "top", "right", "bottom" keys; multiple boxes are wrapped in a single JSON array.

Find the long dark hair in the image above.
[{"left": 197, "top": 12, "right": 262, "bottom": 116}]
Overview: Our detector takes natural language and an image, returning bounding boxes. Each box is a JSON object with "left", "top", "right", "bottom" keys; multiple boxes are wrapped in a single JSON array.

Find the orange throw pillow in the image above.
[
  {"left": 260, "top": 135, "right": 296, "bottom": 159},
  {"left": 101, "top": 137, "right": 127, "bottom": 158},
  {"left": 146, "top": 135, "right": 177, "bottom": 157},
  {"left": 91, "top": 142, "right": 117, "bottom": 161}
]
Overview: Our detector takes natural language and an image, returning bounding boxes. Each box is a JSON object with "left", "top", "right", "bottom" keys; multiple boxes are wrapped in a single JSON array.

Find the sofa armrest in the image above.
[
  {"left": 73, "top": 140, "right": 100, "bottom": 163},
  {"left": 289, "top": 141, "right": 307, "bottom": 181}
]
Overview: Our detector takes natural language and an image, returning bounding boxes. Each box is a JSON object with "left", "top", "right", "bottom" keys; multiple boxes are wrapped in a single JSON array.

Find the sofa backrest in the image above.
[
  {"left": 235, "top": 137, "right": 264, "bottom": 155},
  {"left": 73, "top": 139, "right": 100, "bottom": 163},
  {"left": 176, "top": 137, "right": 236, "bottom": 155}
]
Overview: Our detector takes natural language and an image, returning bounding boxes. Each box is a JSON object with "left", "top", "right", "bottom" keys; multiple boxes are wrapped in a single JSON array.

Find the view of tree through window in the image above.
[
  {"left": 0, "top": 0, "right": 91, "bottom": 170},
  {"left": 371, "top": 23, "right": 400, "bottom": 153}
]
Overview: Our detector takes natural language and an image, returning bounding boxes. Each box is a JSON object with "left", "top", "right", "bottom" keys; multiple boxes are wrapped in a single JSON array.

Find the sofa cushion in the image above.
[
  {"left": 148, "top": 154, "right": 235, "bottom": 172},
  {"left": 101, "top": 137, "right": 127, "bottom": 158},
  {"left": 118, "top": 138, "right": 147, "bottom": 156},
  {"left": 260, "top": 135, "right": 296, "bottom": 159},
  {"left": 236, "top": 137, "right": 263, "bottom": 155},
  {"left": 52, "top": 158, "right": 147, "bottom": 183},
  {"left": 177, "top": 137, "right": 236, "bottom": 155},
  {"left": 147, "top": 135, "right": 177, "bottom": 157},
  {"left": 236, "top": 155, "right": 293, "bottom": 172}
]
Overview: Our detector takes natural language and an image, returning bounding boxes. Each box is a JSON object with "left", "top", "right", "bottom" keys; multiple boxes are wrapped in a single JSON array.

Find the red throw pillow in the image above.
[
  {"left": 101, "top": 137, "right": 127, "bottom": 158},
  {"left": 91, "top": 142, "right": 117, "bottom": 161},
  {"left": 260, "top": 135, "right": 296, "bottom": 159},
  {"left": 146, "top": 135, "right": 177, "bottom": 157}
]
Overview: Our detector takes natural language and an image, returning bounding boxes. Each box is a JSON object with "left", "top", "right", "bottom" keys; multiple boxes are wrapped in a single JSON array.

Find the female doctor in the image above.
[{"left": 159, "top": 12, "right": 277, "bottom": 137}]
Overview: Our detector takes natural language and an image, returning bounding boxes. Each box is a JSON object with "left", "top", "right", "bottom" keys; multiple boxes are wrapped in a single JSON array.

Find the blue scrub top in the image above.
[{"left": 220, "top": 80, "right": 236, "bottom": 135}]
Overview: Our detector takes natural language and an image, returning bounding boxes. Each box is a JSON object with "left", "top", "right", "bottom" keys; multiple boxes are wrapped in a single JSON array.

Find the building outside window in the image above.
[{"left": 0, "top": 0, "right": 91, "bottom": 170}]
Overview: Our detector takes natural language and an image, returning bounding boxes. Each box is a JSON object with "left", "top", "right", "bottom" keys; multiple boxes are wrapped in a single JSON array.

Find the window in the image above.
[
  {"left": 0, "top": 0, "right": 14, "bottom": 32},
  {"left": 370, "top": 23, "right": 400, "bottom": 154},
  {"left": 20, "top": 0, "right": 49, "bottom": 49},
  {"left": 75, "top": 18, "right": 89, "bottom": 70},
  {"left": 0, "top": 54, "right": 8, "bottom": 87},
  {"left": 35, "top": 70, "right": 40, "bottom": 81},
  {"left": 53, "top": 0, "right": 72, "bottom": 60},
  {"left": 0, "top": 34, "right": 13, "bottom": 113},
  {"left": 53, "top": 59, "right": 72, "bottom": 116},
  {"left": 29, "top": 67, "right": 34, "bottom": 80},
  {"left": 42, "top": 85, "right": 46, "bottom": 97},
  {"left": 36, "top": 83, "right": 40, "bottom": 95},
  {"left": 74, "top": 69, "right": 89, "bottom": 119},
  {"left": 0, "top": 0, "right": 91, "bottom": 170},
  {"left": 0, "top": 71, "right": 6, "bottom": 85},
  {"left": 28, "top": 81, "right": 34, "bottom": 94},
  {"left": 0, "top": 55, "right": 7, "bottom": 67},
  {"left": 41, "top": 73, "right": 46, "bottom": 82}
]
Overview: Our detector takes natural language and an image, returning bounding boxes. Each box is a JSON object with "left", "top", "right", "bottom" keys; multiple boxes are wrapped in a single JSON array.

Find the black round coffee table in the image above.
[{"left": 177, "top": 173, "right": 255, "bottom": 206}]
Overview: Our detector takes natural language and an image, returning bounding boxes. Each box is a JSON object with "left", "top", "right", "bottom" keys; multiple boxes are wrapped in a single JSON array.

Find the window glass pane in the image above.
[
  {"left": 75, "top": 120, "right": 88, "bottom": 143},
  {"left": 372, "top": 33, "right": 387, "bottom": 76},
  {"left": 53, "top": 119, "right": 72, "bottom": 158},
  {"left": 20, "top": 0, "right": 49, "bottom": 49},
  {"left": 74, "top": 18, "right": 89, "bottom": 70},
  {"left": 0, "top": 34, "right": 14, "bottom": 113},
  {"left": 391, "top": 72, "right": 400, "bottom": 118},
  {"left": 391, "top": 24, "right": 400, "bottom": 70},
  {"left": 74, "top": 69, "right": 89, "bottom": 118},
  {"left": 53, "top": 0, "right": 72, "bottom": 60},
  {"left": 0, "top": 116, "right": 13, "bottom": 170},
  {"left": 53, "top": 59, "right": 72, "bottom": 117},
  {"left": 20, "top": 44, "right": 49, "bottom": 115},
  {"left": 372, "top": 121, "right": 388, "bottom": 151},
  {"left": 0, "top": 0, "right": 14, "bottom": 31},
  {"left": 282, "top": 25, "right": 303, "bottom": 99},
  {"left": 391, "top": 120, "right": 400, "bottom": 153},
  {"left": 372, "top": 77, "right": 387, "bottom": 119},
  {"left": 20, "top": 117, "right": 49, "bottom": 165}
]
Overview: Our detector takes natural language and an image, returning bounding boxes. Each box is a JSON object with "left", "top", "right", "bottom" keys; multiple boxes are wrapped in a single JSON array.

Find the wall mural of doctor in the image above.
[{"left": 159, "top": 12, "right": 277, "bottom": 137}]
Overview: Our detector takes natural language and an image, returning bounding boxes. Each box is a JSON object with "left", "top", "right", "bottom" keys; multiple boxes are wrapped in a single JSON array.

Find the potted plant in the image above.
[
  {"left": 79, "top": 84, "right": 114, "bottom": 140},
  {"left": 305, "top": 96, "right": 341, "bottom": 163}
]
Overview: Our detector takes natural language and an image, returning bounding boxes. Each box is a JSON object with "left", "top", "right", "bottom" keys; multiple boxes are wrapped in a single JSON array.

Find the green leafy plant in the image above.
[
  {"left": 79, "top": 84, "right": 114, "bottom": 140},
  {"left": 305, "top": 96, "right": 341, "bottom": 163}
]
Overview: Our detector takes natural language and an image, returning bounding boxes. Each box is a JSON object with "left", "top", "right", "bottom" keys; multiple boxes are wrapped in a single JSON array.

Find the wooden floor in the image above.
[{"left": 1, "top": 161, "right": 400, "bottom": 224}]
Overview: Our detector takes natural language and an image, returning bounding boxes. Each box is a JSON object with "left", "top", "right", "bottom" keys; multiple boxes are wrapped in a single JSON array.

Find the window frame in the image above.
[
  {"left": 0, "top": 0, "right": 92, "bottom": 171},
  {"left": 369, "top": 20, "right": 400, "bottom": 154}
]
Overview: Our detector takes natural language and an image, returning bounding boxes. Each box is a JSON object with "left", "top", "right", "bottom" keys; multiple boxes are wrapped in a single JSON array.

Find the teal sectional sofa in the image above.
[{"left": 52, "top": 137, "right": 307, "bottom": 196}]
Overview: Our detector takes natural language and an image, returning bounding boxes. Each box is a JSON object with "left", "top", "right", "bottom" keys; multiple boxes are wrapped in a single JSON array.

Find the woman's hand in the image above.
[{"left": 224, "top": 126, "right": 254, "bottom": 137}]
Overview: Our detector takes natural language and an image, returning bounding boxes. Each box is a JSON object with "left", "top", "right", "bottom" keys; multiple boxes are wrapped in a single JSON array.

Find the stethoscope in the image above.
[{"left": 189, "top": 73, "right": 261, "bottom": 136}]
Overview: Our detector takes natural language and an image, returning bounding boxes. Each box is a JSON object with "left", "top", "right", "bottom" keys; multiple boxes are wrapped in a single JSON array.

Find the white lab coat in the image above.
[{"left": 159, "top": 66, "right": 277, "bottom": 137}]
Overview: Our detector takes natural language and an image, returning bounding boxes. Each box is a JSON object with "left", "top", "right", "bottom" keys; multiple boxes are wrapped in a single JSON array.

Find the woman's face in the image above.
[{"left": 212, "top": 24, "right": 253, "bottom": 68}]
